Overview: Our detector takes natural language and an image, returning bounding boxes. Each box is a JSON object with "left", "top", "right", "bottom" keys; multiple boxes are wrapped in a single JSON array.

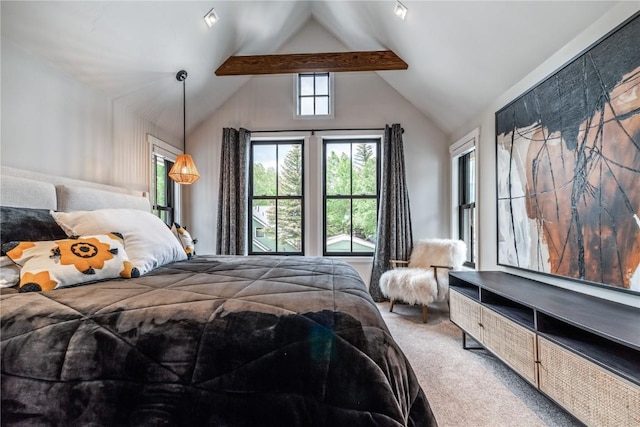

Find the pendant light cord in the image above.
[
  {"left": 176, "top": 70, "right": 188, "bottom": 154},
  {"left": 182, "top": 77, "right": 186, "bottom": 153}
]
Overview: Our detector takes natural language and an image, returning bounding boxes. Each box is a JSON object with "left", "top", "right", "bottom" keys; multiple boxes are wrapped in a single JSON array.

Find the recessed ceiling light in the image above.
[
  {"left": 204, "top": 8, "right": 219, "bottom": 27},
  {"left": 394, "top": 1, "right": 407, "bottom": 20}
]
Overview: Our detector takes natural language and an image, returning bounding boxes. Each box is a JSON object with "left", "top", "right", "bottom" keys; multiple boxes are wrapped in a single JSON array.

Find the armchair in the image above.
[{"left": 379, "top": 238, "right": 467, "bottom": 323}]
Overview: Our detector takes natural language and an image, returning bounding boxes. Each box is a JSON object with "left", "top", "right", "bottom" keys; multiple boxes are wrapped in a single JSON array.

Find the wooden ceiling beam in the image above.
[{"left": 215, "top": 50, "right": 408, "bottom": 76}]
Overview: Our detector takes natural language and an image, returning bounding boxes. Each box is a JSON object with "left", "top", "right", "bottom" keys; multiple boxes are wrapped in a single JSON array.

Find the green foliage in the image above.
[
  {"left": 354, "top": 143, "right": 374, "bottom": 167},
  {"left": 252, "top": 163, "right": 277, "bottom": 196},
  {"left": 326, "top": 151, "right": 351, "bottom": 195},
  {"left": 352, "top": 143, "right": 376, "bottom": 194},
  {"left": 326, "top": 199, "right": 350, "bottom": 237},
  {"left": 352, "top": 198, "right": 377, "bottom": 240}
]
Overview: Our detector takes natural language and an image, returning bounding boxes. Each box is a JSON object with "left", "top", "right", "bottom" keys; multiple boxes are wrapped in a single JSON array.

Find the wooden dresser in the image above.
[{"left": 449, "top": 271, "right": 640, "bottom": 427}]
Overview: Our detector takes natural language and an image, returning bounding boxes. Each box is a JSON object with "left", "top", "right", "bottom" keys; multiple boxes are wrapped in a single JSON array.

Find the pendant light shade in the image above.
[
  {"left": 169, "top": 154, "right": 200, "bottom": 184},
  {"left": 169, "top": 70, "right": 200, "bottom": 185}
]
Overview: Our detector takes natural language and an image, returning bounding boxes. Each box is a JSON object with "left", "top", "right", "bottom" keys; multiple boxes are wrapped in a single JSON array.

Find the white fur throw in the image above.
[
  {"left": 380, "top": 268, "right": 444, "bottom": 305},
  {"left": 409, "top": 238, "right": 466, "bottom": 270},
  {"left": 380, "top": 239, "right": 466, "bottom": 306}
]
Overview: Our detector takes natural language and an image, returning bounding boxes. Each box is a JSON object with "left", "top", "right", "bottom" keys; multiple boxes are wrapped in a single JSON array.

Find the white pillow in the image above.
[
  {"left": 51, "top": 209, "right": 187, "bottom": 275},
  {"left": 0, "top": 256, "right": 20, "bottom": 288}
]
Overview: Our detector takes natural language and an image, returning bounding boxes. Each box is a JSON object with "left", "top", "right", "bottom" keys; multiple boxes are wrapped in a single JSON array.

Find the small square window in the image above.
[{"left": 297, "top": 72, "right": 331, "bottom": 117}]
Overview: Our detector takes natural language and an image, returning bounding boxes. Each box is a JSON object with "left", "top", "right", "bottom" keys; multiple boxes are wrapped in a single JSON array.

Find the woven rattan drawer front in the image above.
[
  {"left": 538, "top": 337, "right": 640, "bottom": 427},
  {"left": 480, "top": 307, "right": 538, "bottom": 386},
  {"left": 450, "top": 290, "right": 483, "bottom": 342}
]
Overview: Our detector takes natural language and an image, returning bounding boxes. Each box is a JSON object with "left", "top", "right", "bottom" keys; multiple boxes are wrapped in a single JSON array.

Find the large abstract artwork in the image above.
[{"left": 496, "top": 13, "right": 640, "bottom": 294}]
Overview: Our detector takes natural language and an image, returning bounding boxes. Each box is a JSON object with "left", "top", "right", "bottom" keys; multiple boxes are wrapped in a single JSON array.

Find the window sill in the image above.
[{"left": 294, "top": 114, "right": 334, "bottom": 120}]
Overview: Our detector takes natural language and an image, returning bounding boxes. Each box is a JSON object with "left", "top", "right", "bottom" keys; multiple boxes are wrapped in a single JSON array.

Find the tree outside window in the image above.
[{"left": 324, "top": 139, "right": 379, "bottom": 255}]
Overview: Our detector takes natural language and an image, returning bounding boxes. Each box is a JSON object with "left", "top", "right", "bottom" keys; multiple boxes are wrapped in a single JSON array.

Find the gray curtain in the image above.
[
  {"left": 216, "top": 127, "right": 251, "bottom": 255},
  {"left": 369, "top": 124, "right": 413, "bottom": 301}
]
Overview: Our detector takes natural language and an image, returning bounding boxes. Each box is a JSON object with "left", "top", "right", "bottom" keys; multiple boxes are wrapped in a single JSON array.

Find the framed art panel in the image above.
[{"left": 496, "top": 12, "right": 640, "bottom": 294}]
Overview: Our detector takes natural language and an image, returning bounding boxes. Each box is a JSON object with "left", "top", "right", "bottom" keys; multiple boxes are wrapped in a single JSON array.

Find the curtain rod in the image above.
[{"left": 250, "top": 127, "right": 403, "bottom": 135}]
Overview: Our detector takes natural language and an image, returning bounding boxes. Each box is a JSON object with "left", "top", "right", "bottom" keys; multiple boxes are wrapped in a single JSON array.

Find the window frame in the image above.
[
  {"left": 153, "top": 156, "right": 176, "bottom": 226},
  {"left": 295, "top": 72, "right": 333, "bottom": 118},
  {"left": 450, "top": 129, "right": 478, "bottom": 269},
  {"left": 148, "top": 134, "right": 181, "bottom": 227},
  {"left": 458, "top": 151, "right": 476, "bottom": 268},
  {"left": 248, "top": 139, "right": 305, "bottom": 256},
  {"left": 322, "top": 138, "right": 381, "bottom": 257}
]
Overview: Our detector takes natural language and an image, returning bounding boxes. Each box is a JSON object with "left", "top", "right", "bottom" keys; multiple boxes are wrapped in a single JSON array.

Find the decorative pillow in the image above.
[
  {"left": 171, "top": 223, "right": 197, "bottom": 259},
  {"left": 4, "top": 234, "right": 140, "bottom": 292},
  {"left": 0, "top": 207, "right": 67, "bottom": 254},
  {"left": 0, "top": 256, "right": 20, "bottom": 288},
  {"left": 51, "top": 209, "right": 187, "bottom": 275}
]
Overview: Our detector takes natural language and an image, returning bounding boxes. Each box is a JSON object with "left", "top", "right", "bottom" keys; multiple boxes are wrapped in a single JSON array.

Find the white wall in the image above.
[
  {"left": 1, "top": 39, "right": 179, "bottom": 193},
  {"left": 186, "top": 20, "right": 447, "bottom": 284},
  {"left": 449, "top": 3, "right": 640, "bottom": 307}
]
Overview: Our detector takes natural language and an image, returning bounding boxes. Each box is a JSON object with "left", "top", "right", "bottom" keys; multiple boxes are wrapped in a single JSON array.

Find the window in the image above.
[
  {"left": 149, "top": 134, "right": 180, "bottom": 227},
  {"left": 450, "top": 129, "right": 477, "bottom": 268},
  {"left": 323, "top": 139, "right": 380, "bottom": 256},
  {"left": 458, "top": 151, "right": 476, "bottom": 267},
  {"left": 297, "top": 72, "right": 330, "bottom": 116},
  {"left": 249, "top": 140, "right": 304, "bottom": 255},
  {"left": 152, "top": 155, "right": 176, "bottom": 226}
]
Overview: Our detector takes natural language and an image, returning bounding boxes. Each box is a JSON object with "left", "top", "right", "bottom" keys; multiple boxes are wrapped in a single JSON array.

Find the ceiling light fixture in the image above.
[
  {"left": 394, "top": 1, "right": 407, "bottom": 20},
  {"left": 169, "top": 70, "right": 200, "bottom": 185},
  {"left": 204, "top": 8, "right": 219, "bottom": 27}
]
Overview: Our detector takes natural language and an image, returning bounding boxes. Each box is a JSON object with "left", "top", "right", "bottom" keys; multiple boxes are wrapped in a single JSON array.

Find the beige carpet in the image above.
[{"left": 377, "top": 302, "right": 581, "bottom": 427}]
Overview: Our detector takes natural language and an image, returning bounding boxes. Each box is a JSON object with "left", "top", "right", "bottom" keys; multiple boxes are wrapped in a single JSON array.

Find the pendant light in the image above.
[{"left": 169, "top": 69, "right": 200, "bottom": 184}]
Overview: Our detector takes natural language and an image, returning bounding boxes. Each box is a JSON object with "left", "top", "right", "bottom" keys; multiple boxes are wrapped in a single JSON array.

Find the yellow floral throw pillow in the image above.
[{"left": 4, "top": 233, "right": 140, "bottom": 292}]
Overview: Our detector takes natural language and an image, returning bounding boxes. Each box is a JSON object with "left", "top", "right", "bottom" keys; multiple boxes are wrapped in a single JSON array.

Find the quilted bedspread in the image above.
[{"left": 1, "top": 256, "right": 436, "bottom": 426}]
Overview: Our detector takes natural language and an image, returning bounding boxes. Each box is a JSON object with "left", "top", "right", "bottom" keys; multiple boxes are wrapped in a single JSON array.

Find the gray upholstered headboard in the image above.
[{"left": 0, "top": 166, "right": 150, "bottom": 211}]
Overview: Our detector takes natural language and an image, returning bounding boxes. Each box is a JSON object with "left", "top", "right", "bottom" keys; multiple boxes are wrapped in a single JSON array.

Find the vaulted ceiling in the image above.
[{"left": 1, "top": 1, "right": 620, "bottom": 141}]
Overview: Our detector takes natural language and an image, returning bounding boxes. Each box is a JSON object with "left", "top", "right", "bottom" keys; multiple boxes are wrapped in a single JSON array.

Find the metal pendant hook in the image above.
[{"left": 176, "top": 70, "right": 188, "bottom": 81}]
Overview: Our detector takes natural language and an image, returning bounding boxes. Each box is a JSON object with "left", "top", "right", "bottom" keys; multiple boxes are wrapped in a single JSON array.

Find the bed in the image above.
[{"left": 0, "top": 167, "right": 436, "bottom": 426}]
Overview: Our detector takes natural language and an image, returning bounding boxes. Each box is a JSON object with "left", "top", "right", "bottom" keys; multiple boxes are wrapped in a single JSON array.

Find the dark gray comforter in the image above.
[{"left": 1, "top": 256, "right": 436, "bottom": 426}]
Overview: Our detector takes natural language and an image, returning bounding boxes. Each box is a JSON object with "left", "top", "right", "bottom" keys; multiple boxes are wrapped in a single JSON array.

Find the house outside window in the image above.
[
  {"left": 249, "top": 140, "right": 304, "bottom": 255},
  {"left": 450, "top": 129, "right": 478, "bottom": 268},
  {"left": 323, "top": 139, "right": 380, "bottom": 256},
  {"left": 296, "top": 72, "right": 331, "bottom": 117}
]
